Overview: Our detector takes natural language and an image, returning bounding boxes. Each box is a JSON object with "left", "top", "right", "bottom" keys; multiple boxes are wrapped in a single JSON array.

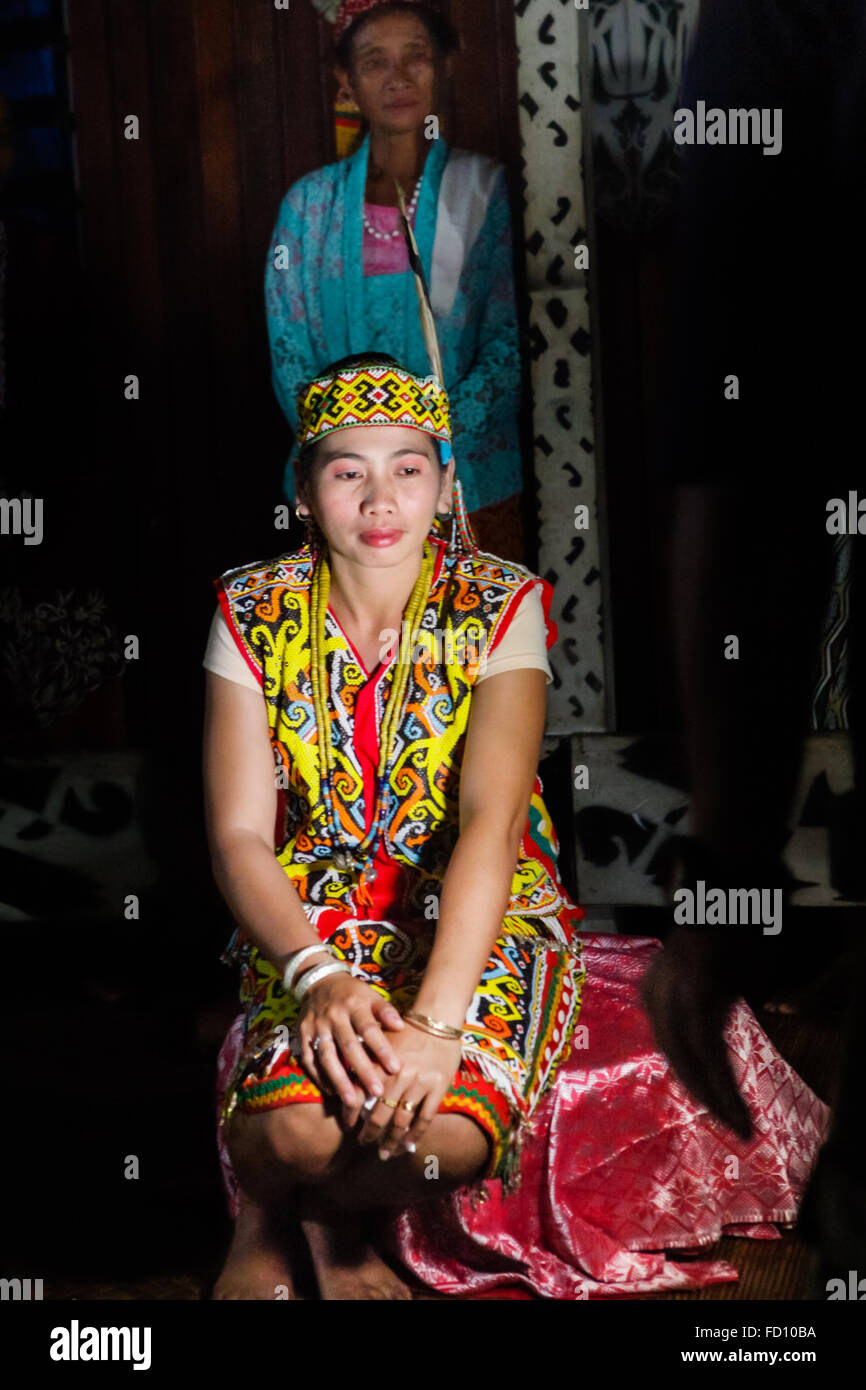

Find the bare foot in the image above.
[
  {"left": 213, "top": 1193, "right": 299, "bottom": 1301},
  {"left": 300, "top": 1198, "right": 412, "bottom": 1301}
]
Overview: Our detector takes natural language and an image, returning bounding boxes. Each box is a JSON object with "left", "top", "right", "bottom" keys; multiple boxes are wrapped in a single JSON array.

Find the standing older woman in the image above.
[{"left": 266, "top": 0, "right": 525, "bottom": 558}]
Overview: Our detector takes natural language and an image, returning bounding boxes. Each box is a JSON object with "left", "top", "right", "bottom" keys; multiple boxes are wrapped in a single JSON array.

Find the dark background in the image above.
[
  {"left": 0, "top": 0, "right": 535, "bottom": 1283},
  {"left": 0, "top": 0, "right": 670, "bottom": 1285}
]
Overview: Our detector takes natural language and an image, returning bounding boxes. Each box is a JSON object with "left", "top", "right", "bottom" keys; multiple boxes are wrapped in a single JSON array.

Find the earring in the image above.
[
  {"left": 297, "top": 506, "right": 323, "bottom": 558},
  {"left": 433, "top": 508, "right": 453, "bottom": 552},
  {"left": 447, "top": 509, "right": 457, "bottom": 560}
]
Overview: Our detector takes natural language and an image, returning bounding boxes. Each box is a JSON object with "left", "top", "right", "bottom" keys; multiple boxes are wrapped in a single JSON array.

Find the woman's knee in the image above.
[
  {"left": 229, "top": 1102, "right": 344, "bottom": 1183},
  {"left": 409, "top": 1114, "right": 492, "bottom": 1186}
]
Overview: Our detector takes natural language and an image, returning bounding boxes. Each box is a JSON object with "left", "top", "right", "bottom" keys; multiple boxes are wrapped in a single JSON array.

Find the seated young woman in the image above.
[
  {"left": 203, "top": 351, "right": 583, "bottom": 1298},
  {"left": 203, "top": 352, "right": 826, "bottom": 1300}
]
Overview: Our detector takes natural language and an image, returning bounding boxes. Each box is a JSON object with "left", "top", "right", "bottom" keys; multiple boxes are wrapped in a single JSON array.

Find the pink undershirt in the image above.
[{"left": 363, "top": 203, "right": 412, "bottom": 276}]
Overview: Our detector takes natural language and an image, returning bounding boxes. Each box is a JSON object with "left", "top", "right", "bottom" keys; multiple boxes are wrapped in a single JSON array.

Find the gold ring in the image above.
[
  {"left": 399, "top": 1100, "right": 416, "bottom": 1112},
  {"left": 381, "top": 1097, "right": 399, "bottom": 1109}
]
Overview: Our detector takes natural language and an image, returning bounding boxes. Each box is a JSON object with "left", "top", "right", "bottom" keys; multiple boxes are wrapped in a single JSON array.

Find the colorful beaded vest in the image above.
[{"left": 215, "top": 535, "right": 581, "bottom": 941}]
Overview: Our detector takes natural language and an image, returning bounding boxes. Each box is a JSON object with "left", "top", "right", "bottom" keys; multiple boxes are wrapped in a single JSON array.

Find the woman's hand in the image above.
[
  {"left": 298, "top": 972, "right": 405, "bottom": 1121},
  {"left": 357, "top": 1025, "right": 463, "bottom": 1160}
]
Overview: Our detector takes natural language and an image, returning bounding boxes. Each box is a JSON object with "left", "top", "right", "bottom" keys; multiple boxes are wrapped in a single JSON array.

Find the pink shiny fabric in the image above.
[{"left": 215, "top": 933, "right": 828, "bottom": 1298}]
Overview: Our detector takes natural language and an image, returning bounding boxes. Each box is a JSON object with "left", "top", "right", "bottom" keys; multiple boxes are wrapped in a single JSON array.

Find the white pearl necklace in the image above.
[{"left": 363, "top": 173, "right": 423, "bottom": 240}]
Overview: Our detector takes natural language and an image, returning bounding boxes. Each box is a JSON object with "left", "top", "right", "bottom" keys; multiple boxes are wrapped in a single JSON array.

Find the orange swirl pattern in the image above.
[{"left": 215, "top": 542, "right": 587, "bottom": 1183}]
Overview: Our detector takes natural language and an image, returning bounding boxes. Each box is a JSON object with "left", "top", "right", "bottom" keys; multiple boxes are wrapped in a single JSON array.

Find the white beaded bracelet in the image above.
[
  {"left": 293, "top": 959, "right": 352, "bottom": 1003},
  {"left": 282, "top": 944, "right": 334, "bottom": 995}
]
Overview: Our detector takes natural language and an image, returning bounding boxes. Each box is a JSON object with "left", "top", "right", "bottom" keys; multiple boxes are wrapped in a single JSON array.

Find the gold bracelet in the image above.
[
  {"left": 404, "top": 1009, "right": 462, "bottom": 1040},
  {"left": 405, "top": 1016, "right": 460, "bottom": 1041}
]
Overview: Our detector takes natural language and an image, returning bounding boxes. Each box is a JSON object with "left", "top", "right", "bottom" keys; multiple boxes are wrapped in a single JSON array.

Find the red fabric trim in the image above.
[
  {"left": 537, "top": 576, "right": 558, "bottom": 651},
  {"left": 521, "top": 788, "right": 586, "bottom": 927},
  {"left": 353, "top": 670, "right": 388, "bottom": 838},
  {"left": 487, "top": 572, "right": 559, "bottom": 659},
  {"left": 213, "top": 580, "right": 264, "bottom": 687},
  {"left": 429, "top": 533, "right": 447, "bottom": 584},
  {"left": 487, "top": 577, "right": 535, "bottom": 656},
  {"left": 488, "top": 575, "right": 559, "bottom": 654}
]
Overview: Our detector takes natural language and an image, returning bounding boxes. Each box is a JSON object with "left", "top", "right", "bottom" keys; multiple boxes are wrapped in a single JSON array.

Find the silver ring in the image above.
[{"left": 312, "top": 1034, "right": 325, "bottom": 1052}]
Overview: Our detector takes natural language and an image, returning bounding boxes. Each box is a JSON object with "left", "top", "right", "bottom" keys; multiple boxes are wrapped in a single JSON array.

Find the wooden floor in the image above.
[
  {"left": 38, "top": 1230, "right": 817, "bottom": 1302},
  {"left": 4, "top": 953, "right": 844, "bottom": 1303}
]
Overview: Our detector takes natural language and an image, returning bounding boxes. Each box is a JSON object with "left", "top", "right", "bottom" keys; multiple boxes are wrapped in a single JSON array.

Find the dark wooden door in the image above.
[{"left": 54, "top": 0, "right": 523, "bottom": 892}]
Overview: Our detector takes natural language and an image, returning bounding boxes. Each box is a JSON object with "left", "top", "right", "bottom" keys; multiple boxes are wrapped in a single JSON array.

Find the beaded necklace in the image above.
[
  {"left": 363, "top": 172, "right": 423, "bottom": 240},
  {"left": 309, "top": 538, "right": 437, "bottom": 908}
]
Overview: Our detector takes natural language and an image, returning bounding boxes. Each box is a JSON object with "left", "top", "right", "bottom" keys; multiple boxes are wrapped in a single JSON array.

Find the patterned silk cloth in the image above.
[
  {"left": 216, "top": 932, "right": 828, "bottom": 1297},
  {"left": 214, "top": 535, "right": 584, "bottom": 1185},
  {"left": 387, "top": 935, "right": 828, "bottom": 1298}
]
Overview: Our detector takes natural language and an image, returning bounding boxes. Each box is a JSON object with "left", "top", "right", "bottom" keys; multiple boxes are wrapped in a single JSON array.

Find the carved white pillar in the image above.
[{"left": 513, "top": 0, "right": 610, "bottom": 736}]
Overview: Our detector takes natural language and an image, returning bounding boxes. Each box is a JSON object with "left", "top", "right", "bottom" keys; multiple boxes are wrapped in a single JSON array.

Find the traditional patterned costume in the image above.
[
  {"left": 208, "top": 357, "right": 827, "bottom": 1297},
  {"left": 265, "top": 4, "right": 521, "bottom": 516},
  {"left": 211, "top": 359, "right": 581, "bottom": 1185}
]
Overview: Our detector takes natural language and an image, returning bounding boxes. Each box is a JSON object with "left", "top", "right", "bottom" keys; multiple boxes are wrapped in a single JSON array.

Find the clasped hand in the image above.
[{"left": 299, "top": 974, "right": 463, "bottom": 1158}]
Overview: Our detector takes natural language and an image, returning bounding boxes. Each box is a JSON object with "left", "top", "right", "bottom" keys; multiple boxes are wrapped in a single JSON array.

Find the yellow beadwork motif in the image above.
[
  {"left": 297, "top": 363, "right": 451, "bottom": 449},
  {"left": 215, "top": 540, "right": 587, "bottom": 1186}
]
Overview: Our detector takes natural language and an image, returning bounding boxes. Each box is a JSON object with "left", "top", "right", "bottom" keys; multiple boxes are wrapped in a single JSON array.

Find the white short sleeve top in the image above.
[{"left": 203, "top": 586, "right": 553, "bottom": 690}]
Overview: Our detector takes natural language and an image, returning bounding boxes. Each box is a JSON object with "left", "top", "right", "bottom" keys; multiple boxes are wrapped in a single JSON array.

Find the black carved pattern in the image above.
[
  {"left": 590, "top": 0, "right": 701, "bottom": 231},
  {"left": 573, "top": 734, "right": 866, "bottom": 906},
  {"left": 516, "top": 0, "right": 605, "bottom": 731}
]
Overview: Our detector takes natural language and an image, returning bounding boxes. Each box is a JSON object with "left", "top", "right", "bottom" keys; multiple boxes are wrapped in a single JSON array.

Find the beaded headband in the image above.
[
  {"left": 296, "top": 363, "right": 451, "bottom": 453},
  {"left": 295, "top": 361, "right": 478, "bottom": 555}
]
